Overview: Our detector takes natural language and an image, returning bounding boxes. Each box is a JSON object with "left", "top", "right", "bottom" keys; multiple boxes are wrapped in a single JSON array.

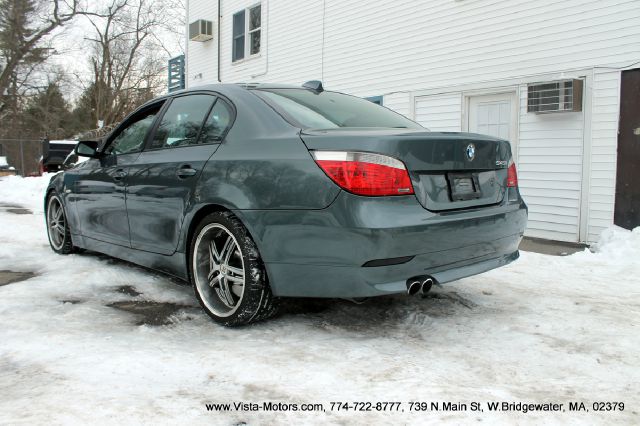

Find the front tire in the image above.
[
  {"left": 189, "top": 211, "right": 278, "bottom": 326},
  {"left": 46, "top": 192, "right": 75, "bottom": 254}
]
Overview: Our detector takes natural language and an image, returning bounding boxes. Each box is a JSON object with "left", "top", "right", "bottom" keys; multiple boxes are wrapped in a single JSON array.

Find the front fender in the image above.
[{"left": 44, "top": 172, "right": 65, "bottom": 206}]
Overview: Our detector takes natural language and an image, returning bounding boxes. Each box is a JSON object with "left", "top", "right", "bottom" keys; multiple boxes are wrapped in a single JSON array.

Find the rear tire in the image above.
[
  {"left": 189, "top": 211, "right": 279, "bottom": 326},
  {"left": 46, "top": 192, "right": 75, "bottom": 255}
]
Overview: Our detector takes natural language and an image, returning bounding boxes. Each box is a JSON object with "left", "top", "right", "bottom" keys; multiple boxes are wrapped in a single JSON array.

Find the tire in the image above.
[
  {"left": 46, "top": 192, "right": 76, "bottom": 255},
  {"left": 189, "top": 211, "right": 279, "bottom": 326}
]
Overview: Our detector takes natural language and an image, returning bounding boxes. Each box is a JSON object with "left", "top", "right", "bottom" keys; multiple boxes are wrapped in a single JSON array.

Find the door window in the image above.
[
  {"left": 468, "top": 93, "right": 518, "bottom": 160},
  {"left": 106, "top": 106, "right": 162, "bottom": 155},
  {"left": 475, "top": 101, "right": 510, "bottom": 140},
  {"left": 198, "top": 98, "right": 234, "bottom": 143},
  {"left": 149, "top": 95, "right": 216, "bottom": 149}
]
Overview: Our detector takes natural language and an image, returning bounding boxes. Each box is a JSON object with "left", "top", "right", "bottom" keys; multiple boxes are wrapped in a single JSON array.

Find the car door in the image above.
[
  {"left": 72, "top": 102, "right": 164, "bottom": 246},
  {"left": 126, "top": 93, "right": 234, "bottom": 254}
]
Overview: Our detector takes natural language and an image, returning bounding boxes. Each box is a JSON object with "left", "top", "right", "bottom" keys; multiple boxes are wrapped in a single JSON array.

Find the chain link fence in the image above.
[
  {"left": 0, "top": 124, "right": 117, "bottom": 177},
  {"left": 0, "top": 139, "right": 43, "bottom": 177}
]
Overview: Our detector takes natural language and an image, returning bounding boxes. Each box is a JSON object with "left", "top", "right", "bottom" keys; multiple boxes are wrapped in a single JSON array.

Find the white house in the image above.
[{"left": 184, "top": 0, "right": 640, "bottom": 243}]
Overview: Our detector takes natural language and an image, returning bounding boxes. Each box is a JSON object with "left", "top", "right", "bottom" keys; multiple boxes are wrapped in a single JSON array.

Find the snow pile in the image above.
[
  {"left": 0, "top": 175, "right": 639, "bottom": 425},
  {"left": 591, "top": 225, "right": 640, "bottom": 259},
  {"left": 0, "top": 173, "right": 53, "bottom": 212}
]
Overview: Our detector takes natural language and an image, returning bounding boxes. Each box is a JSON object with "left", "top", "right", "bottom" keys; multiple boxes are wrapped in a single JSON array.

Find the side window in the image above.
[
  {"left": 198, "top": 99, "right": 233, "bottom": 143},
  {"left": 232, "top": 3, "right": 261, "bottom": 62},
  {"left": 232, "top": 10, "right": 245, "bottom": 62},
  {"left": 149, "top": 95, "right": 215, "bottom": 149},
  {"left": 105, "top": 105, "right": 161, "bottom": 155},
  {"left": 248, "top": 5, "right": 261, "bottom": 55}
]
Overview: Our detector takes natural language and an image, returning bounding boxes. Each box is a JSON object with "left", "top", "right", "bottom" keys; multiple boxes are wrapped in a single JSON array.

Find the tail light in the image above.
[
  {"left": 507, "top": 158, "right": 518, "bottom": 187},
  {"left": 311, "top": 151, "right": 414, "bottom": 196}
]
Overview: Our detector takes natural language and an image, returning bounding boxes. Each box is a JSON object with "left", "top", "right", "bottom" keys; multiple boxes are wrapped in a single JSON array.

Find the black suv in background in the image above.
[{"left": 40, "top": 139, "right": 78, "bottom": 173}]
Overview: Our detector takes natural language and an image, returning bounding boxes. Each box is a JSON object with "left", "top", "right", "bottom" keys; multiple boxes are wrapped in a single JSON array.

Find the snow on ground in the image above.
[{"left": 0, "top": 175, "right": 638, "bottom": 425}]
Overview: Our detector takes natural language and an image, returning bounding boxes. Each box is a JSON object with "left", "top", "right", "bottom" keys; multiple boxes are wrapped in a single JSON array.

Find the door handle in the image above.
[
  {"left": 176, "top": 164, "right": 198, "bottom": 178},
  {"left": 113, "top": 169, "right": 127, "bottom": 181}
]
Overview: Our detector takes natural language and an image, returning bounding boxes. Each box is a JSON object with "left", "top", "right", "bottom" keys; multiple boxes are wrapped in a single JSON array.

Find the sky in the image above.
[{"left": 42, "top": 0, "right": 186, "bottom": 103}]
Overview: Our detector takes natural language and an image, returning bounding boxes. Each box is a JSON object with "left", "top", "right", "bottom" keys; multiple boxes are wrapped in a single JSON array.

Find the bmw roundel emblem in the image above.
[{"left": 466, "top": 143, "right": 476, "bottom": 161}]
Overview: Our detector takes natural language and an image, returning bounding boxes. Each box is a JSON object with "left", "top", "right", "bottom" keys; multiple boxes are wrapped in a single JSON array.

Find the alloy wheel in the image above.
[
  {"left": 47, "top": 196, "right": 66, "bottom": 250},
  {"left": 192, "top": 223, "right": 246, "bottom": 317}
]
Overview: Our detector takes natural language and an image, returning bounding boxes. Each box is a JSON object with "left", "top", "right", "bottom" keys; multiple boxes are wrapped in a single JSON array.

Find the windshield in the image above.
[{"left": 254, "top": 88, "right": 422, "bottom": 130}]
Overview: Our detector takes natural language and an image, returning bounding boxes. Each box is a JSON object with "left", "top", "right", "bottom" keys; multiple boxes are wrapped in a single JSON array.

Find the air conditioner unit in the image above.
[
  {"left": 189, "top": 19, "right": 213, "bottom": 42},
  {"left": 527, "top": 79, "right": 583, "bottom": 113}
]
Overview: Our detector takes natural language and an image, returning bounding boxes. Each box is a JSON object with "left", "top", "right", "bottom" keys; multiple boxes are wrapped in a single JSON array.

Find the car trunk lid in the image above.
[{"left": 300, "top": 129, "right": 512, "bottom": 211}]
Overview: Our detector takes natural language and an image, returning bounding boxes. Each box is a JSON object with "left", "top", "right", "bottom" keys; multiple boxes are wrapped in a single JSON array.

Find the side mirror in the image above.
[
  {"left": 75, "top": 140, "right": 101, "bottom": 158},
  {"left": 62, "top": 152, "right": 78, "bottom": 169}
]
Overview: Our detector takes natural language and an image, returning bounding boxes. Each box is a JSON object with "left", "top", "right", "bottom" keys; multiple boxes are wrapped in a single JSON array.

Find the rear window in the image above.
[{"left": 254, "top": 89, "right": 422, "bottom": 130}]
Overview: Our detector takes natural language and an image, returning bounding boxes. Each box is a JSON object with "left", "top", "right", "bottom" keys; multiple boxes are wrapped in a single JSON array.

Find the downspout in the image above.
[
  {"left": 321, "top": 0, "right": 325, "bottom": 81},
  {"left": 217, "top": 0, "right": 221, "bottom": 82}
]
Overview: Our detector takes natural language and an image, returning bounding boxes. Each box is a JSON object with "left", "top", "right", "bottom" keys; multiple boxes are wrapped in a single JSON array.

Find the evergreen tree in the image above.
[{"left": 22, "top": 82, "right": 74, "bottom": 138}]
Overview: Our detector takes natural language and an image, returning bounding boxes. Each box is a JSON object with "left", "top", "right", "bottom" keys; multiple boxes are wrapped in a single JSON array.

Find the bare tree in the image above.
[
  {"left": 0, "top": 0, "right": 79, "bottom": 114},
  {"left": 81, "top": 0, "right": 168, "bottom": 127}
]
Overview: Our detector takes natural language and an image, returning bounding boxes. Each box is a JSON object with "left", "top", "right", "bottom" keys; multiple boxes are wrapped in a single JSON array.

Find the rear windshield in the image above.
[{"left": 254, "top": 88, "right": 422, "bottom": 130}]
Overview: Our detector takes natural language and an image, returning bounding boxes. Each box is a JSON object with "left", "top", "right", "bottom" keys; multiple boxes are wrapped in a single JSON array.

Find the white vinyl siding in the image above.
[
  {"left": 517, "top": 85, "right": 584, "bottom": 242},
  {"left": 587, "top": 70, "right": 620, "bottom": 242},
  {"left": 188, "top": 0, "right": 640, "bottom": 94},
  {"left": 186, "top": 0, "right": 640, "bottom": 242},
  {"left": 185, "top": 0, "right": 219, "bottom": 85},
  {"left": 414, "top": 94, "right": 462, "bottom": 132},
  {"left": 382, "top": 92, "right": 410, "bottom": 118}
]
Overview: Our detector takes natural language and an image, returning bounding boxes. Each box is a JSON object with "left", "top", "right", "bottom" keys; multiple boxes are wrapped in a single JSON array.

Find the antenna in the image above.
[{"left": 302, "top": 80, "right": 324, "bottom": 92}]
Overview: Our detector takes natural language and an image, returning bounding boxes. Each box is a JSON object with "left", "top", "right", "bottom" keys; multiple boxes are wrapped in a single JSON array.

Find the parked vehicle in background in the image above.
[
  {"left": 0, "top": 156, "right": 17, "bottom": 177},
  {"left": 41, "top": 139, "right": 78, "bottom": 173},
  {"left": 44, "top": 82, "right": 528, "bottom": 326},
  {"left": 62, "top": 149, "right": 90, "bottom": 170}
]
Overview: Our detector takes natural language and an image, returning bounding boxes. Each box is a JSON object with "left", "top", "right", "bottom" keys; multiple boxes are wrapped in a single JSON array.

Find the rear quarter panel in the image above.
[
  {"left": 176, "top": 87, "right": 340, "bottom": 253},
  {"left": 196, "top": 88, "right": 339, "bottom": 210}
]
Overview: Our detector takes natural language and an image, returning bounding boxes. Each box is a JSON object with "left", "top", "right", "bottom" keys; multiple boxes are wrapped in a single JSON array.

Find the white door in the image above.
[{"left": 467, "top": 93, "right": 518, "bottom": 161}]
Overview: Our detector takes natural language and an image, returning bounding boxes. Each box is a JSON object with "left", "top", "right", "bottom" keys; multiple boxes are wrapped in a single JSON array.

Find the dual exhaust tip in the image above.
[{"left": 406, "top": 276, "right": 435, "bottom": 296}]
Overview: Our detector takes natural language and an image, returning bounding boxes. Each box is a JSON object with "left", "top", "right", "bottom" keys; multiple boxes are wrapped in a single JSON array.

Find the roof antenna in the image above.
[{"left": 302, "top": 80, "right": 323, "bottom": 92}]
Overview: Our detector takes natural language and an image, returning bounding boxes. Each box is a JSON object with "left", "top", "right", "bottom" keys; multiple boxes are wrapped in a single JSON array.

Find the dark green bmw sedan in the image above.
[{"left": 45, "top": 81, "right": 527, "bottom": 326}]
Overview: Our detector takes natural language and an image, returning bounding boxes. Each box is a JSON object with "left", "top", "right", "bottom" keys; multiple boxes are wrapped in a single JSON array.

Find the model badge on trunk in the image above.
[{"left": 466, "top": 143, "right": 476, "bottom": 161}]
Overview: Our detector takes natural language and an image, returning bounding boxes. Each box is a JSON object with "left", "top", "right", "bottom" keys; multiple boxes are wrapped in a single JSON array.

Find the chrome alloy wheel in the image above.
[
  {"left": 192, "top": 223, "right": 246, "bottom": 317},
  {"left": 47, "top": 196, "right": 66, "bottom": 250}
]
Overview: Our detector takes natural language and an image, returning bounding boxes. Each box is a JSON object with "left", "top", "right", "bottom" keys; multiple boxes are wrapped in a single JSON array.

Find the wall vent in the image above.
[
  {"left": 527, "top": 79, "right": 583, "bottom": 113},
  {"left": 189, "top": 19, "right": 213, "bottom": 42}
]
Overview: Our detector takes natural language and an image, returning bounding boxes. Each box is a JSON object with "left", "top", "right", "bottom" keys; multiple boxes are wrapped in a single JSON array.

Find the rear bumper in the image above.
[{"left": 234, "top": 190, "right": 527, "bottom": 298}]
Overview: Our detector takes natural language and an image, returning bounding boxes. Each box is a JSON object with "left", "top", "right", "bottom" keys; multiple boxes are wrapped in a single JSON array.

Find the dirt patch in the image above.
[
  {"left": 6, "top": 208, "right": 32, "bottom": 215},
  {"left": 423, "top": 291, "right": 477, "bottom": 309},
  {"left": 0, "top": 203, "right": 33, "bottom": 215},
  {"left": 107, "top": 301, "right": 196, "bottom": 326},
  {"left": 0, "top": 270, "right": 37, "bottom": 286},
  {"left": 115, "top": 285, "right": 142, "bottom": 297}
]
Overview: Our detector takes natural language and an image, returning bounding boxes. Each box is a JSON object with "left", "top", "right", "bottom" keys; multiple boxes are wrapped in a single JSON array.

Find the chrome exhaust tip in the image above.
[
  {"left": 420, "top": 278, "right": 434, "bottom": 295},
  {"left": 406, "top": 280, "right": 422, "bottom": 296}
]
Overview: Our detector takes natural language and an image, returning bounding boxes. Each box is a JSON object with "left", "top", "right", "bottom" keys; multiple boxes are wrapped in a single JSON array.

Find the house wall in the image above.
[
  {"left": 516, "top": 84, "right": 585, "bottom": 242},
  {"left": 185, "top": 0, "right": 640, "bottom": 242},
  {"left": 588, "top": 70, "right": 622, "bottom": 242}
]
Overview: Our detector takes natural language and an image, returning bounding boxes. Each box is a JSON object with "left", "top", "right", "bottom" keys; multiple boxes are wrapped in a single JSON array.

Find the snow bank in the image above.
[
  {"left": 0, "top": 174, "right": 638, "bottom": 425},
  {"left": 0, "top": 173, "right": 53, "bottom": 212},
  {"left": 592, "top": 225, "right": 640, "bottom": 259}
]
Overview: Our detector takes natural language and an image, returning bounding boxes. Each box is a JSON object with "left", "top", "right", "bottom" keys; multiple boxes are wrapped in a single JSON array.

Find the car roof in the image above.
[
  {"left": 134, "top": 83, "right": 318, "bottom": 113},
  {"left": 163, "top": 82, "right": 314, "bottom": 97}
]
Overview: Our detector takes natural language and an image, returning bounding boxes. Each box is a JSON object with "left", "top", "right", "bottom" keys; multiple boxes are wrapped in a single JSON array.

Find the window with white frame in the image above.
[{"left": 232, "top": 4, "right": 261, "bottom": 62}]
